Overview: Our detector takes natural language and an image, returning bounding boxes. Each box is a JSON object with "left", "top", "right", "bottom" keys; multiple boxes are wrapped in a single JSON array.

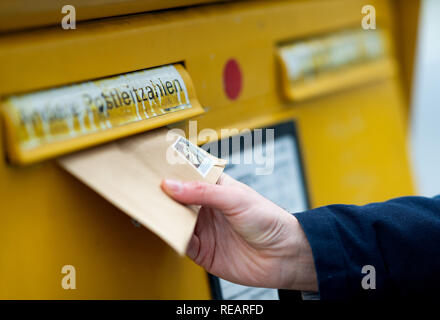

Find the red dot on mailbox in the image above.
[{"left": 223, "top": 59, "right": 242, "bottom": 100}]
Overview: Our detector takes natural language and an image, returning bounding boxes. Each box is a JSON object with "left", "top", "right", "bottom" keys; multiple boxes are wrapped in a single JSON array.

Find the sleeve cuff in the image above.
[{"left": 294, "top": 207, "right": 350, "bottom": 300}]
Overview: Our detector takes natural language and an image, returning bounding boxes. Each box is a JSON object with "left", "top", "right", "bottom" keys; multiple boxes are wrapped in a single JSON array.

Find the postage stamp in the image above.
[{"left": 172, "top": 136, "right": 214, "bottom": 177}]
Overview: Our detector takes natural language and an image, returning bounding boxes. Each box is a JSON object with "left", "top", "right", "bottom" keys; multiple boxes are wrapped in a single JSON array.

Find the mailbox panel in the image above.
[{"left": 0, "top": 0, "right": 414, "bottom": 299}]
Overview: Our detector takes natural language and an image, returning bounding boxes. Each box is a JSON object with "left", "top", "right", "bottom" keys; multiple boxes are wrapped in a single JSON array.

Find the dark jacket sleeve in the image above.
[{"left": 293, "top": 195, "right": 440, "bottom": 300}]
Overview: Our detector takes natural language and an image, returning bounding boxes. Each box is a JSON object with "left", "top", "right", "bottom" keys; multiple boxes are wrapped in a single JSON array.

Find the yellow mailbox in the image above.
[{"left": 0, "top": 0, "right": 417, "bottom": 299}]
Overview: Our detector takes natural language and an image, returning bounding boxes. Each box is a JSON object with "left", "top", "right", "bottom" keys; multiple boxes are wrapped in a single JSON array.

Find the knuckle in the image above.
[
  {"left": 232, "top": 187, "right": 254, "bottom": 209},
  {"left": 233, "top": 186, "right": 248, "bottom": 200},
  {"left": 191, "top": 181, "right": 206, "bottom": 192},
  {"left": 190, "top": 181, "right": 209, "bottom": 200}
]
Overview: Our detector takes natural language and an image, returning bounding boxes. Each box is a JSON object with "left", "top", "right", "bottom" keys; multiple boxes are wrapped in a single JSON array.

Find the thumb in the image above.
[{"left": 160, "top": 178, "right": 246, "bottom": 213}]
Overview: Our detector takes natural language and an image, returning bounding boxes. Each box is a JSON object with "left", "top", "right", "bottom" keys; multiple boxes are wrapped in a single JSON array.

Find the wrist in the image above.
[{"left": 280, "top": 214, "right": 318, "bottom": 291}]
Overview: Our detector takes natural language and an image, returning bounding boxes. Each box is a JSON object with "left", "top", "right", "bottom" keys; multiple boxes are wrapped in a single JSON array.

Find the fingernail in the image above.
[{"left": 163, "top": 179, "right": 183, "bottom": 194}]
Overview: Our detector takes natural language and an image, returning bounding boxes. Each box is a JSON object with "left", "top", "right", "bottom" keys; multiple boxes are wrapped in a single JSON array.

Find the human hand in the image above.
[{"left": 161, "top": 174, "right": 317, "bottom": 291}]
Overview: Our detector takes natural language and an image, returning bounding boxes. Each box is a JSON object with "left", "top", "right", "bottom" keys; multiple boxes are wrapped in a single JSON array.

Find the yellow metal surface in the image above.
[
  {"left": 279, "top": 58, "right": 397, "bottom": 102},
  {"left": 392, "top": 0, "right": 421, "bottom": 107},
  {"left": 0, "top": 0, "right": 230, "bottom": 32},
  {"left": 0, "top": 0, "right": 415, "bottom": 299}
]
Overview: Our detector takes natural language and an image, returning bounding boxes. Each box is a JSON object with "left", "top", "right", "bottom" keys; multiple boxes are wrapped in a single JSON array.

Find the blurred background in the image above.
[{"left": 410, "top": 0, "right": 440, "bottom": 197}]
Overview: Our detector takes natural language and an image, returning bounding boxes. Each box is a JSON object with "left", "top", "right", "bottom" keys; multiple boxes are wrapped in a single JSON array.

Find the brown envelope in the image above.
[{"left": 58, "top": 127, "right": 226, "bottom": 255}]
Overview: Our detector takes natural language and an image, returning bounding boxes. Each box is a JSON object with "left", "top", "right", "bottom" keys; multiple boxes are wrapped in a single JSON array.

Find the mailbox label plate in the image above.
[{"left": 2, "top": 64, "right": 204, "bottom": 164}]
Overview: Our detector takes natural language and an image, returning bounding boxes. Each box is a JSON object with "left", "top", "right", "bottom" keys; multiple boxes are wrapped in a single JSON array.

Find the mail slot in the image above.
[
  {"left": 277, "top": 29, "right": 396, "bottom": 101},
  {"left": 0, "top": 0, "right": 417, "bottom": 300},
  {"left": 2, "top": 64, "right": 204, "bottom": 164}
]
